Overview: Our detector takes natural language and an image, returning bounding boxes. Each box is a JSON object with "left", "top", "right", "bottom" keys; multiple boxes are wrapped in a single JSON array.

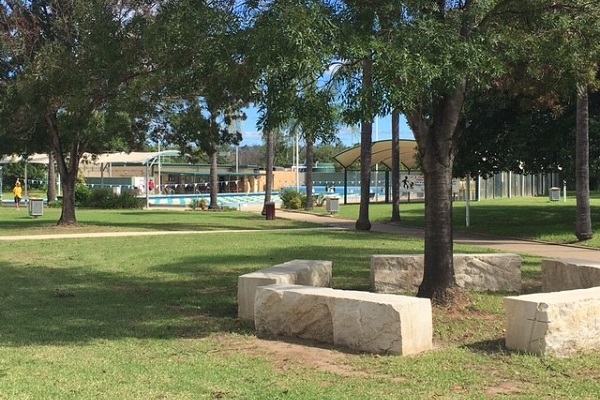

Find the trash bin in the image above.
[
  {"left": 28, "top": 198, "right": 44, "bottom": 217},
  {"left": 549, "top": 187, "right": 560, "bottom": 201},
  {"left": 265, "top": 202, "right": 276, "bottom": 220},
  {"left": 325, "top": 196, "right": 340, "bottom": 213}
]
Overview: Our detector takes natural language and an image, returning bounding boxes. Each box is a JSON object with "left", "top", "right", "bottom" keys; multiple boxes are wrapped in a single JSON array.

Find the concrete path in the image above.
[
  {"left": 3, "top": 205, "right": 600, "bottom": 262},
  {"left": 272, "top": 209, "right": 600, "bottom": 262}
]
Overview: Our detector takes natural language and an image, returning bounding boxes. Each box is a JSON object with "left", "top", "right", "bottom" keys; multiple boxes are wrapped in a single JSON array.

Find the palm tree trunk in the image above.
[
  {"left": 305, "top": 136, "right": 314, "bottom": 210},
  {"left": 262, "top": 129, "right": 275, "bottom": 214},
  {"left": 355, "top": 57, "right": 373, "bottom": 231},
  {"left": 390, "top": 107, "right": 401, "bottom": 222},
  {"left": 209, "top": 148, "right": 220, "bottom": 210},
  {"left": 575, "top": 84, "right": 593, "bottom": 241}
]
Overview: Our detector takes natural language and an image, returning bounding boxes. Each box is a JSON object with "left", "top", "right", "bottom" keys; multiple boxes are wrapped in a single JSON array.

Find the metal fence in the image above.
[{"left": 311, "top": 170, "right": 559, "bottom": 202}]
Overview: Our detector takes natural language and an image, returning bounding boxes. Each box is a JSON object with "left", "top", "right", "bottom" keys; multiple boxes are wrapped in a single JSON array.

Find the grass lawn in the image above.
[
  {"left": 0, "top": 205, "right": 599, "bottom": 398},
  {"left": 330, "top": 194, "right": 600, "bottom": 248},
  {"left": 0, "top": 207, "right": 317, "bottom": 237}
]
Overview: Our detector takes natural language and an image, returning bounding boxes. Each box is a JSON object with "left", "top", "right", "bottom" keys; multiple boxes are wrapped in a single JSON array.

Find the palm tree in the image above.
[
  {"left": 390, "top": 108, "right": 401, "bottom": 222},
  {"left": 575, "top": 84, "right": 593, "bottom": 241}
]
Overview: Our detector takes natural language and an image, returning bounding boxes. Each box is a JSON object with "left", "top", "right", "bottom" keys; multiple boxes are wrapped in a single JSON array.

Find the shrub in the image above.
[
  {"left": 116, "top": 191, "right": 144, "bottom": 209},
  {"left": 87, "top": 187, "right": 115, "bottom": 208},
  {"left": 75, "top": 184, "right": 92, "bottom": 206},
  {"left": 47, "top": 200, "right": 62, "bottom": 208},
  {"left": 289, "top": 197, "right": 302, "bottom": 210},
  {"left": 279, "top": 188, "right": 306, "bottom": 210},
  {"left": 189, "top": 198, "right": 208, "bottom": 211},
  {"left": 80, "top": 188, "right": 144, "bottom": 209}
]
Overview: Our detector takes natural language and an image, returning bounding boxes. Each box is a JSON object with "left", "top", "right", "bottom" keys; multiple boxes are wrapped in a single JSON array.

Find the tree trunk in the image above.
[
  {"left": 46, "top": 111, "right": 78, "bottom": 226},
  {"left": 305, "top": 136, "right": 314, "bottom": 210},
  {"left": 47, "top": 150, "right": 57, "bottom": 202},
  {"left": 209, "top": 148, "right": 220, "bottom": 210},
  {"left": 59, "top": 169, "right": 77, "bottom": 225},
  {"left": 390, "top": 107, "right": 401, "bottom": 222},
  {"left": 355, "top": 57, "right": 373, "bottom": 231},
  {"left": 262, "top": 129, "right": 275, "bottom": 214},
  {"left": 575, "top": 85, "right": 593, "bottom": 241},
  {"left": 417, "top": 145, "right": 456, "bottom": 303},
  {"left": 409, "top": 83, "right": 465, "bottom": 304}
]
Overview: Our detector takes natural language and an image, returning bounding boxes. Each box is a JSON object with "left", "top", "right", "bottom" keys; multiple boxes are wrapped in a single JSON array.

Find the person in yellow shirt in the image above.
[{"left": 13, "top": 181, "right": 23, "bottom": 210}]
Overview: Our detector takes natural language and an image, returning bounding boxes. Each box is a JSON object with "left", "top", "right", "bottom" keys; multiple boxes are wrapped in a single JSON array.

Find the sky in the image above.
[{"left": 237, "top": 107, "right": 416, "bottom": 147}]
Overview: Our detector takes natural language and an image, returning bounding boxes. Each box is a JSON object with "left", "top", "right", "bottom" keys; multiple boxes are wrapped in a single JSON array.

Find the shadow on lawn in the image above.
[
  {"left": 0, "top": 259, "right": 247, "bottom": 347},
  {"left": 462, "top": 338, "right": 508, "bottom": 354},
  {"left": 0, "top": 231, "right": 394, "bottom": 347}
]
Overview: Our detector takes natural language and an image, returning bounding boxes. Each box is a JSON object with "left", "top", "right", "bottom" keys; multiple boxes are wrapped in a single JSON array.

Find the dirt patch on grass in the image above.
[
  {"left": 207, "top": 334, "right": 401, "bottom": 379},
  {"left": 485, "top": 381, "right": 525, "bottom": 396}
]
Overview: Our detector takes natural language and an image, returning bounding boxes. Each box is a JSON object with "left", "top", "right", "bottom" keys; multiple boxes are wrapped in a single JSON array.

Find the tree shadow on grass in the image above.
[
  {"left": 0, "top": 260, "right": 248, "bottom": 347},
  {"left": 0, "top": 229, "right": 427, "bottom": 347},
  {"left": 462, "top": 338, "right": 508, "bottom": 355}
]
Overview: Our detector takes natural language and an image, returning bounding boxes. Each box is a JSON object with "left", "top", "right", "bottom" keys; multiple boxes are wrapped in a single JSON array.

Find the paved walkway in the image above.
[
  {"left": 271, "top": 208, "right": 600, "bottom": 262},
  {"left": 3, "top": 205, "right": 600, "bottom": 262}
]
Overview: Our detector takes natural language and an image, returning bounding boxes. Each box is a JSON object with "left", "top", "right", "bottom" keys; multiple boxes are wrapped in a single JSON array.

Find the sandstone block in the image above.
[
  {"left": 505, "top": 288, "right": 600, "bottom": 357},
  {"left": 542, "top": 258, "right": 600, "bottom": 292},
  {"left": 237, "top": 260, "right": 332, "bottom": 320},
  {"left": 254, "top": 284, "right": 432, "bottom": 355},
  {"left": 371, "top": 254, "right": 521, "bottom": 293}
]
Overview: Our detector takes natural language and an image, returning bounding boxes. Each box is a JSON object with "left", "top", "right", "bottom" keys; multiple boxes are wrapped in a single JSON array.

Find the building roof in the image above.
[
  {"left": 333, "top": 139, "right": 420, "bottom": 170},
  {"left": 0, "top": 153, "right": 50, "bottom": 165},
  {"left": 1, "top": 151, "right": 182, "bottom": 166},
  {"left": 81, "top": 150, "right": 182, "bottom": 165}
]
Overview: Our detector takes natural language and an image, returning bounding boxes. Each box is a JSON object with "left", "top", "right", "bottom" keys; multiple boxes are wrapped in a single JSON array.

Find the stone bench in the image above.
[
  {"left": 504, "top": 287, "right": 600, "bottom": 357},
  {"left": 237, "top": 259, "right": 332, "bottom": 321},
  {"left": 542, "top": 258, "right": 600, "bottom": 292},
  {"left": 254, "top": 284, "right": 432, "bottom": 355},
  {"left": 371, "top": 254, "right": 521, "bottom": 293}
]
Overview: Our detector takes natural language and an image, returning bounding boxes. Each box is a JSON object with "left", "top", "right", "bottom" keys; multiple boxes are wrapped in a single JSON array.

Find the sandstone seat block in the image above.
[
  {"left": 254, "top": 284, "right": 432, "bottom": 355},
  {"left": 542, "top": 258, "right": 600, "bottom": 292},
  {"left": 237, "top": 260, "right": 332, "bottom": 320},
  {"left": 371, "top": 254, "right": 521, "bottom": 293},
  {"left": 504, "top": 287, "right": 600, "bottom": 357}
]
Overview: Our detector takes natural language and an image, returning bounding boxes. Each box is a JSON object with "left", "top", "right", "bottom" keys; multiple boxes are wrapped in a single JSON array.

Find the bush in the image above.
[
  {"left": 75, "top": 184, "right": 92, "bottom": 206},
  {"left": 279, "top": 188, "right": 306, "bottom": 210},
  {"left": 189, "top": 198, "right": 208, "bottom": 211},
  {"left": 86, "top": 187, "right": 115, "bottom": 208},
  {"left": 115, "top": 191, "right": 144, "bottom": 209},
  {"left": 79, "top": 187, "right": 144, "bottom": 209},
  {"left": 47, "top": 200, "right": 62, "bottom": 208}
]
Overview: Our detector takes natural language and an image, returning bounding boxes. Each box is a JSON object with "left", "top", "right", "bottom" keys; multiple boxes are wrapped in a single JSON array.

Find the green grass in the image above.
[
  {"left": 0, "top": 207, "right": 317, "bottom": 236},
  {"left": 0, "top": 205, "right": 599, "bottom": 398},
  {"left": 329, "top": 195, "right": 600, "bottom": 248}
]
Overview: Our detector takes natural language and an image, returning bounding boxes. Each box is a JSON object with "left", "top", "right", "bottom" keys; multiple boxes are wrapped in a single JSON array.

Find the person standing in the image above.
[{"left": 13, "top": 181, "right": 23, "bottom": 210}]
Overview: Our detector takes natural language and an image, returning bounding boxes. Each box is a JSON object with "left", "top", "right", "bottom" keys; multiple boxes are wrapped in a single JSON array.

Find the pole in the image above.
[
  {"left": 24, "top": 157, "right": 28, "bottom": 198},
  {"left": 374, "top": 117, "right": 379, "bottom": 202},
  {"left": 466, "top": 177, "right": 471, "bottom": 227},
  {"left": 158, "top": 142, "right": 161, "bottom": 194},
  {"left": 343, "top": 168, "right": 348, "bottom": 205},
  {"left": 563, "top": 180, "right": 567, "bottom": 202},
  {"left": 145, "top": 162, "right": 150, "bottom": 209}
]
